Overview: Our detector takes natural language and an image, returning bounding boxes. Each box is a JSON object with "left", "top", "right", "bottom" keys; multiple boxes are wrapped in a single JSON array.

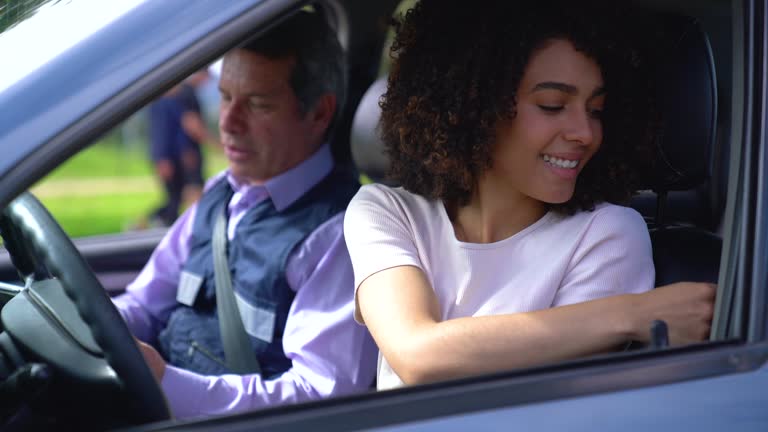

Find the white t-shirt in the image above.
[{"left": 344, "top": 184, "right": 655, "bottom": 390}]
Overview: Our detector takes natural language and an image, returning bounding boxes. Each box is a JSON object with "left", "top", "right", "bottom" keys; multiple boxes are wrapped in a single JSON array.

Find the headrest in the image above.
[
  {"left": 643, "top": 14, "right": 717, "bottom": 192},
  {"left": 350, "top": 78, "right": 389, "bottom": 183}
]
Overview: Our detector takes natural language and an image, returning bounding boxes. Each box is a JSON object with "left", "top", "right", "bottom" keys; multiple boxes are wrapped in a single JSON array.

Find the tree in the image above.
[{"left": 0, "top": 0, "right": 62, "bottom": 34}]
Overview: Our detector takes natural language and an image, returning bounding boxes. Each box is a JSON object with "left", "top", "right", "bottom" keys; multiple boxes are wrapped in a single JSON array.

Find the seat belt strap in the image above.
[{"left": 212, "top": 207, "right": 262, "bottom": 374}]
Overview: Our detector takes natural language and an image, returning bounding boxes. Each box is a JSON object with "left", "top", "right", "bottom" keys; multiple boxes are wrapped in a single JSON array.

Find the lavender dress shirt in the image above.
[{"left": 113, "top": 144, "right": 377, "bottom": 420}]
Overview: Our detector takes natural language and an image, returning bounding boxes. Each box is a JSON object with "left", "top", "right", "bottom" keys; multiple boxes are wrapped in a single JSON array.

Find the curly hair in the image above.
[{"left": 380, "top": 0, "right": 658, "bottom": 213}]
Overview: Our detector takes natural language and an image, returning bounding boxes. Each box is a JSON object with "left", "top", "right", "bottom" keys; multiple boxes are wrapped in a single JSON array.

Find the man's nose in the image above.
[
  {"left": 562, "top": 110, "right": 597, "bottom": 146},
  {"left": 220, "top": 102, "right": 245, "bottom": 134}
]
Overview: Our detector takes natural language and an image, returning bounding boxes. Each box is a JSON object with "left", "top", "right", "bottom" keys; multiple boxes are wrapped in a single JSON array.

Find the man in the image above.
[
  {"left": 175, "top": 69, "right": 218, "bottom": 206},
  {"left": 146, "top": 89, "right": 189, "bottom": 227},
  {"left": 113, "top": 10, "right": 377, "bottom": 419},
  {"left": 145, "top": 70, "right": 215, "bottom": 227}
]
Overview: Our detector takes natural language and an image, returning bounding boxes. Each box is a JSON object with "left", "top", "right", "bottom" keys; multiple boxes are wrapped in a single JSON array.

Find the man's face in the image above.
[{"left": 218, "top": 49, "right": 325, "bottom": 184}]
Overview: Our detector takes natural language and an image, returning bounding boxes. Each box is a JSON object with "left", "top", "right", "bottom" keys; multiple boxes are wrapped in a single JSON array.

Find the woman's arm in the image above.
[
  {"left": 347, "top": 186, "right": 714, "bottom": 385},
  {"left": 358, "top": 267, "right": 714, "bottom": 385}
]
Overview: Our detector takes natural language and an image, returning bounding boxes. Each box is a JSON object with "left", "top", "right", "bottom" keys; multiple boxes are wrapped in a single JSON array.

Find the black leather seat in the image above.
[
  {"left": 631, "top": 14, "right": 722, "bottom": 286},
  {"left": 350, "top": 14, "right": 723, "bottom": 287}
]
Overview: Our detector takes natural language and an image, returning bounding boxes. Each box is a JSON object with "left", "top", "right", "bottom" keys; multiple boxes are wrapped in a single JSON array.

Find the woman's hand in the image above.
[{"left": 629, "top": 282, "right": 716, "bottom": 345}]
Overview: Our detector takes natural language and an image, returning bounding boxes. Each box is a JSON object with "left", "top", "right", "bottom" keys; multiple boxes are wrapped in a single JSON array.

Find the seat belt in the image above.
[{"left": 212, "top": 207, "right": 262, "bottom": 374}]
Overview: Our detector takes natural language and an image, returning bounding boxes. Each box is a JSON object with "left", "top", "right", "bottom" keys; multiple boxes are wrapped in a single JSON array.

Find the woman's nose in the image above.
[{"left": 563, "top": 110, "right": 598, "bottom": 146}]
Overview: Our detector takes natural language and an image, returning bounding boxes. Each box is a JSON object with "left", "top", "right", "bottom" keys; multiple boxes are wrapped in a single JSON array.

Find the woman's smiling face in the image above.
[{"left": 490, "top": 38, "right": 605, "bottom": 204}]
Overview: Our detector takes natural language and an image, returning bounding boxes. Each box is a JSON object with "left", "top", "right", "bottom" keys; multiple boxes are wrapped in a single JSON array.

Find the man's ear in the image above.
[{"left": 307, "top": 93, "right": 337, "bottom": 138}]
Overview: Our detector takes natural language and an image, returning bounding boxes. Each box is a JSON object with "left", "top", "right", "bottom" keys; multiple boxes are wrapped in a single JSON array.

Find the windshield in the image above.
[{"left": 0, "top": 0, "right": 148, "bottom": 93}]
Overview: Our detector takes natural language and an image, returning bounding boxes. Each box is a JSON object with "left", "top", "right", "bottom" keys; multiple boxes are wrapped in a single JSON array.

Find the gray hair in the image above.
[{"left": 241, "top": 9, "right": 347, "bottom": 138}]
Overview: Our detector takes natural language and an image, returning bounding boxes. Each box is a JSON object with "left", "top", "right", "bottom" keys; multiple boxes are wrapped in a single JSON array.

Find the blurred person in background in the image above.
[
  {"left": 146, "top": 70, "right": 218, "bottom": 227},
  {"left": 176, "top": 69, "right": 219, "bottom": 206}
]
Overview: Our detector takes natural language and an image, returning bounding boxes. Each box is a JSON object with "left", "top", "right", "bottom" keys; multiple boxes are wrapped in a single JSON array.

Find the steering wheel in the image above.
[{"left": 0, "top": 192, "right": 170, "bottom": 424}]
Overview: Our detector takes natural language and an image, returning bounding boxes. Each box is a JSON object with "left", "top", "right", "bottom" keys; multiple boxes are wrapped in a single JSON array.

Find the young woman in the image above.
[{"left": 344, "top": 0, "right": 715, "bottom": 390}]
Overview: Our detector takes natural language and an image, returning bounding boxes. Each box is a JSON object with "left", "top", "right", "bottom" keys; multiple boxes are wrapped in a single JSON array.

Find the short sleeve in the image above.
[
  {"left": 552, "top": 205, "right": 655, "bottom": 306},
  {"left": 343, "top": 185, "right": 424, "bottom": 322}
]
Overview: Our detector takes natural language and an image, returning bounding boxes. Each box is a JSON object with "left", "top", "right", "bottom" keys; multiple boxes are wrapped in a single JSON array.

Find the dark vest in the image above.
[{"left": 158, "top": 169, "right": 359, "bottom": 378}]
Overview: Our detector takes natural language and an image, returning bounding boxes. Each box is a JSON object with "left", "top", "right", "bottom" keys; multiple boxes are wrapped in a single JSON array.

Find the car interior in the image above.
[{"left": 0, "top": 0, "right": 754, "bottom": 430}]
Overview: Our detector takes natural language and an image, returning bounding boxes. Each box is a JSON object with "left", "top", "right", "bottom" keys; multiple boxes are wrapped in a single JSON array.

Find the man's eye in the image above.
[
  {"left": 249, "top": 101, "right": 271, "bottom": 110},
  {"left": 538, "top": 105, "right": 564, "bottom": 113}
]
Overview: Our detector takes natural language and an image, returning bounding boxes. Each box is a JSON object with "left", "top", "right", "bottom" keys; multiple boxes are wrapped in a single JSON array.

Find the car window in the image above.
[
  {"left": 30, "top": 70, "right": 225, "bottom": 238},
  {"left": 226, "top": 4, "right": 768, "bottom": 432},
  {"left": 1, "top": 0, "right": 767, "bottom": 430},
  {"left": 350, "top": 0, "right": 737, "bottom": 394}
]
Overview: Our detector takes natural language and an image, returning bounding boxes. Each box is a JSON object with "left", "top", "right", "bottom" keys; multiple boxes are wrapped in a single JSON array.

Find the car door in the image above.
[{"left": 1, "top": 0, "right": 764, "bottom": 429}]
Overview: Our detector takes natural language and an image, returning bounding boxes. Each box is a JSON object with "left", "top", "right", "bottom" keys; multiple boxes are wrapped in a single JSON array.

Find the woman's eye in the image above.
[
  {"left": 589, "top": 108, "right": 604, "bottom": 119},
  {"left": 538, "top": 105, "right": 564, "bottom": 113}
]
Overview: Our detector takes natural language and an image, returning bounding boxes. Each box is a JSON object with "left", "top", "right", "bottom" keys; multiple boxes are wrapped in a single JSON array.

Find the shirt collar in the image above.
[{"left": 225, "top": 143, "right": 334, "bottom": 212}]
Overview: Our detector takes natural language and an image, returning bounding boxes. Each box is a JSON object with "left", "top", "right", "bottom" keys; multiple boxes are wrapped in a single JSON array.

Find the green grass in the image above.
[
  {"left": 33, "top": 140, "right": 228, "bottom": 238},
  {"left": 40, "top": 139, "right": 228, "bottom": 181},
  {"left": 41, "top": 192, "right": 164, "bottom": 238},
  {"left": 41, "top": 143, "right": 155, "bottom": 180}
]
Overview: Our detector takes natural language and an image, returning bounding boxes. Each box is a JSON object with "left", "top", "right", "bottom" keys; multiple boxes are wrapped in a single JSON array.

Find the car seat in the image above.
[
  {"left": 350, "top": 78, "right": 390, "bottom": 184},
  {"left": 630, "top": 13, "right": 722, "bottom": 286}
]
